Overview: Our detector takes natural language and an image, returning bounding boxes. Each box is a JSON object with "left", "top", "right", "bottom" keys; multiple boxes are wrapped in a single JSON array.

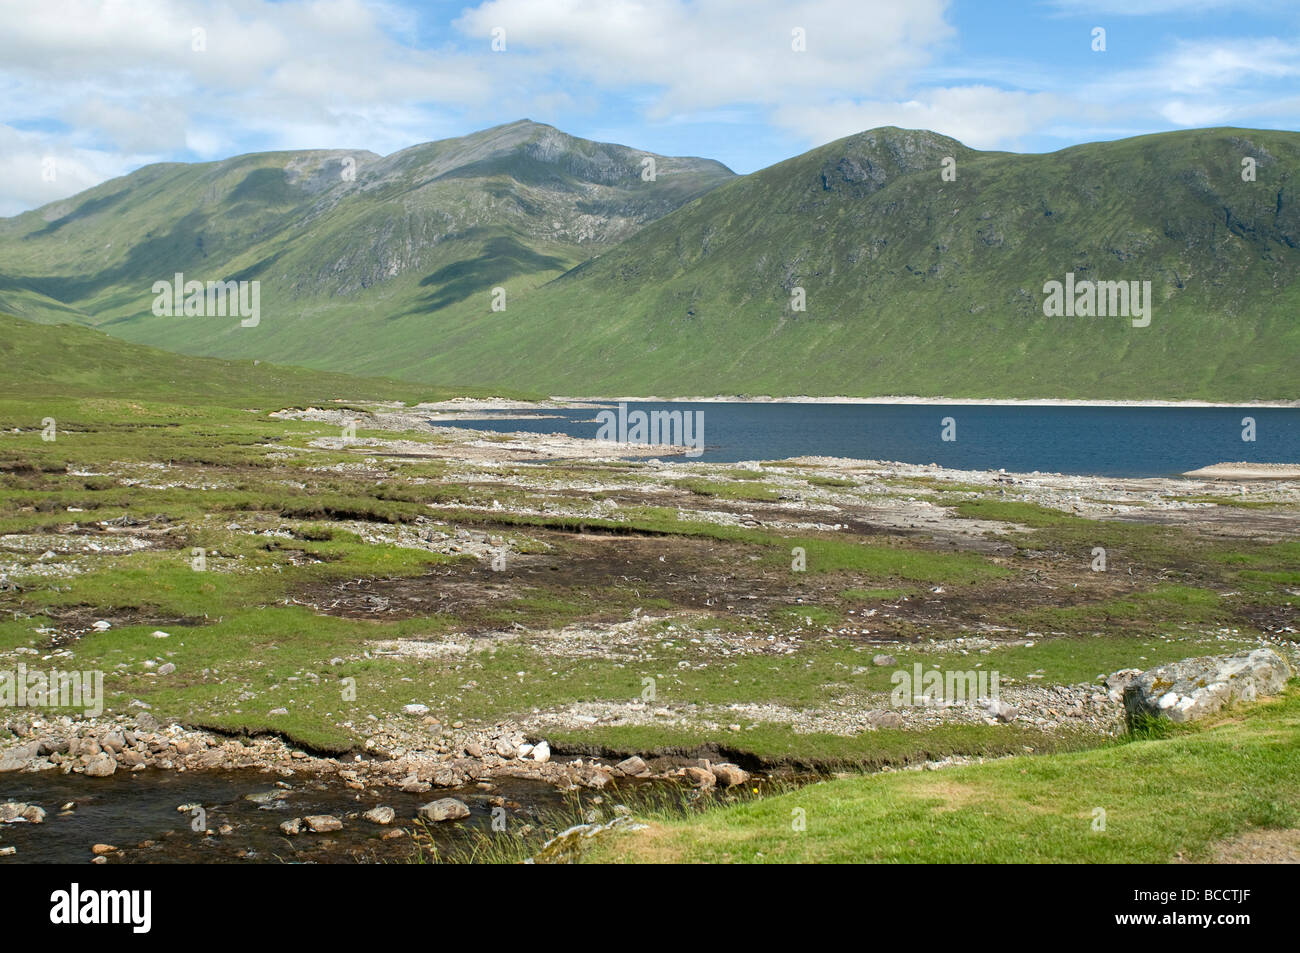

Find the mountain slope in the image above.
[
  {"left": 5, "top": 124, "right": 1299, "bottom": 399},
  {"left": 410, "top": 126, "right": 1300, "bottom": 399},
  {"left": 0, "top": 120, "right": 734, "bottom": 375},
  {"left": 0, "top": 312, "right": 491, "bottom": 404}
]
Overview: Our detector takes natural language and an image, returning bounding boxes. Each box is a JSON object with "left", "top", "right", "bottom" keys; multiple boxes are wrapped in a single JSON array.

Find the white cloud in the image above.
[
  {"left": 0, "top": 0, "right": 1297, "bottom": 214},
  {"left": 1078, "top": 37, "right": 1300, "bottom": 129},
  {"left": 0, "top": 0, "right": 493, "bottom": 209},
  {"left": 0, "top": 124, "right": 148, "bottom": 217},
  {"left": 453, "top": 0, "right": 955, "bottom": 112},
  {"left": 772, "top": 87, "right": 1070, "bottom": 151}
]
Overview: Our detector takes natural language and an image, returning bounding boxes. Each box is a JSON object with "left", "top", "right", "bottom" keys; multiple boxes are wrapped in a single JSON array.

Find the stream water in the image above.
[{"left": 0, "top": 767, "right": 608, "bottom": 864}]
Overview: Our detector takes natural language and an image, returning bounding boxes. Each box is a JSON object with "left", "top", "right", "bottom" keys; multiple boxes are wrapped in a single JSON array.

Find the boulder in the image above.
[
  {"left": 1105, "top": 668, "right": 1142, "bottom": 703},
  {"left": 429, "top": 765, "right": 459, "bottom": 787},
  {"left": 1123, "top": 649, "right": 1292, "bottom": 723},
  {"left": 279, "top": 818, "right": 302, "bottom": 836},
  {"left": 363, "top": 806, "right": 396, "bottom": 825},
  {"left": 682, "top": 766, "right": 716, "bottom": 789},
  {"left": 418, "top": 798, "right": 470, "bottom": 822},
  {"left": 83, "top": 753, "right": 117, "bottom": 777},
  {"left": 982, "top": 699, "right": 1019, "bottom": 723},
  {"left": 866, "top": 709, "right": 903, "bottom": 729},
  {"left": 872, "top": 654, "right": 898, "bottom": 667},
  {"left": 0, "top": 802, "right": 45, "bottom": 824},
  {"left": 615, "top": 755, "right": 650, "bottom": 777},
  {"left": 304, "top": 814, "right": 343, "bottom": 833},
  {"left": 710, "top": 763, "right": 750, "bottom": 787}
]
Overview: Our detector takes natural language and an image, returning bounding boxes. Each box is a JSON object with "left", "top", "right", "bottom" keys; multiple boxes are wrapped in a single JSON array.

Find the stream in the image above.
[{"left": 0, "top": 767, "right": 623, "bottom": 864}]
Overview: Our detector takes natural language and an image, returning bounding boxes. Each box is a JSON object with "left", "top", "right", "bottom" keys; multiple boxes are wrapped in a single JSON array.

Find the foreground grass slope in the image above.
[
  {"left": 0, "top": 312, "right": 529, "bottom": 404},
  {"left": 589, "top": 687, "right": 1300, "bottom": 863}
]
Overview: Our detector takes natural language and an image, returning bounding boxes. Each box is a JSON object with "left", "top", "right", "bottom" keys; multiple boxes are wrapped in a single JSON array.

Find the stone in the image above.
[
  {"left": 101, "top": 732, "right": 125, "bottom": 753},
  {"left": 83, "top": 753, "right": 117, "bottom": 777},
  {"left": 872, "top": 654, "right": 898, "bottom": 667},
  {"left": 304, "top": 814, "right": 343, "bottom": 833},
  {"left": 532, "top": 741, "right": 551, "bottom": 763},
  {"left": 279, "top": 818, "right": 302, "bottom": 836},
  {"left": 866, "top": 709, "right": 904, "bottom": 729},
  {"left": 429, "top": 765, "right": 458, "bottom": 787},
  {"left": 91, "top": 844, "right": 116, "bottom": 855},
  {"left": 682, "top": 766, "right": 716, "bottom": 789},
  {"left": 982, "top": 700, "right": 1019, "bottom": 723},
  {"left": 1105, "top": 668, "right": 1142, "bottom": 703},
  {"left": 1123, "top": 649, "right": 1292, "bottom": 724},
  {"left": 710, "top": 763, "right": 750, "bottom": 787},
  {"left": 157, "top": 663, "right": 176, "bottom": 676},
  {"left": 363, "top": 806, "right": 396, "bottom": 825},
  {"left": 615, "top": 755, "right": 650, "bottom": 777},
  {"left": 417, "top": 798, "right": 470, "bottom": 822},
  {"left": 0, "top": 802, "right": 45, "bottom": 824}
]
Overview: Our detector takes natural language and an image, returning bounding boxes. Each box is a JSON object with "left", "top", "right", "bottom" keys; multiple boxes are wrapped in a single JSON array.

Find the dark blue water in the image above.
[{"left": 436, "top": 403, "right": 1300, "bottom": 477}]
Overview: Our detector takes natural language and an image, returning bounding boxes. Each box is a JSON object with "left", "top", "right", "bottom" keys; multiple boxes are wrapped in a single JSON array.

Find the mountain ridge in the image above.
[{"left": 2, "top": 122, "right": 1297, "bottom": 400}]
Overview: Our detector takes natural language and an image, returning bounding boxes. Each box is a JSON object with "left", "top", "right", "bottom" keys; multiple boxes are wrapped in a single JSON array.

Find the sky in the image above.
[{"left": 1, "top": 0, "right": 1298, "bottom": 216}]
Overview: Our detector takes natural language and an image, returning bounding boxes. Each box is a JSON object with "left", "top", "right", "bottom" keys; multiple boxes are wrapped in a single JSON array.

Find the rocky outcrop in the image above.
[{"left": 1123, "top": 649, "right": 1292, "bottom": 723}]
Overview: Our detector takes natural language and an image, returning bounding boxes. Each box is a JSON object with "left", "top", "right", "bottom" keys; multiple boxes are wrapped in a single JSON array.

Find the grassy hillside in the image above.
[
  {"left": 0, "top": 313, "right": 511, "bottom": 404},
  {"left": 405, "top": 126, "right": 1300, "bottom": 399},
  {"left": 0, "top": 120, "right": 733, "bottom": 380},
  {"left": 587, "top": 687, "right": 1300, "bottom": 863},
  {"left": 3, "top": 124, "right": 1297, "bottom": 399}
]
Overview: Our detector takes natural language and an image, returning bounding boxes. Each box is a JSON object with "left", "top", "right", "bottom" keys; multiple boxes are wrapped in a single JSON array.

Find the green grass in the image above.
[
  {"left": 584, "top": 686, "right": 1300, "bottom": 863},
  {"left": 549, "top": 721, "right": 1093, "bottom": 768}
]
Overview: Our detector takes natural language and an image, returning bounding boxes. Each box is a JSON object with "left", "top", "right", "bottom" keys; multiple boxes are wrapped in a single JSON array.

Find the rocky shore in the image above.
[{"left": 0, "top": 712, "right": 754, "bottom": 794}]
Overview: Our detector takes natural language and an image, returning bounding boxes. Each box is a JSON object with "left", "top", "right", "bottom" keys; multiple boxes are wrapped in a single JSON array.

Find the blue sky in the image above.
[{"left": 1, "top": 0, "right": 1297, "bottom": 215}]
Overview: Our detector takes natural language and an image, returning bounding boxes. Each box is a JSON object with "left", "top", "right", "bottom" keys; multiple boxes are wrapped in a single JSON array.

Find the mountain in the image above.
[
  {"left": 3, "top": 123, "right": 1298, "bottom": 400},
  {"left": 405, "top": 126, "right": 1300, "bottom": 399},
  {"left": 0, "top": 120, "right": 733, "bottom": 376}
]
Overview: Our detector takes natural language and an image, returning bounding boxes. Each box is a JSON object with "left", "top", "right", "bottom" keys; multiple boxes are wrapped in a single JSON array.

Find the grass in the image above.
[
  {"left": 548, "top": 720, "right": 1095, "bottom": 768},
  {"left": 583, "top": 685, "right": 1300, "bottom": 863},
  {"left": 3, "top": 323, "right": 1295, "bottom": 787}
]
